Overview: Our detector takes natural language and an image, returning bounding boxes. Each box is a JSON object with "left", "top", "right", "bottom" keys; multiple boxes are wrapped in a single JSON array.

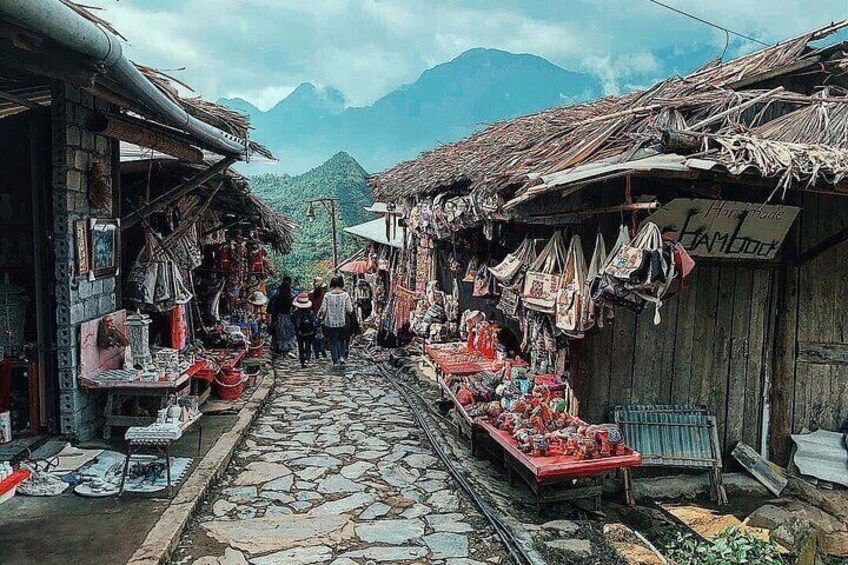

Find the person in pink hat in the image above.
[{"left": 291, "top": 292, "right": 319, "bottom": 368}]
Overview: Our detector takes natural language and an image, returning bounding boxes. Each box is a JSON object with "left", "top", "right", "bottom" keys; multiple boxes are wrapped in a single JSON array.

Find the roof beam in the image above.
[
  {"left": 0, "top": 88, "right": 43, "bottom": 109},
  {"left": 121, "top": 156, "right": 236, "bottom": 230}
]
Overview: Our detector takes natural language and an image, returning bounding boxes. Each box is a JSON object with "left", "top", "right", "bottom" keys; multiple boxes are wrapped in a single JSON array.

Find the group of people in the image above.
[{"left": 269, "top": 275, "right": 357, "bottom": 369}]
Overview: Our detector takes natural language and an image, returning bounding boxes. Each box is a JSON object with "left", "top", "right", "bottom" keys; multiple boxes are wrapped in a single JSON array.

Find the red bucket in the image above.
[
  {"left": 248, "top": 340, "right": 264, "bottom": 358},
  {"left": 213, "top": 367, "right": 244, "bottom": 400}
]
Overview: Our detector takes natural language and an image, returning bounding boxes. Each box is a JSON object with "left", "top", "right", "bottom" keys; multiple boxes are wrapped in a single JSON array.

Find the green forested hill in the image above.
[{"left": 251, "top": 152, "right": 373, "bottom": 286}]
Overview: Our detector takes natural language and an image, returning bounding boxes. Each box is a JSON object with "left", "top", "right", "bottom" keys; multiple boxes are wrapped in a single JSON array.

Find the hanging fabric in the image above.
[
  {"left": 171, "top": 305, "right": 187, "bottom": 350},
  {"left": 126, "top": 229, "right": 193, "bottom": 312},
  {"left": 522, "top": 231, "right": 568, "bottom": 313}
]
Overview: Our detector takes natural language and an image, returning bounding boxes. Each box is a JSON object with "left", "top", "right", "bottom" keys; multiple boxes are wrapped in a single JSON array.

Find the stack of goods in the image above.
[
  {"left": 449, "top": 365, "right": 627, "bottom": 461},
  {"left": 446, "top": 370, "right": 501, "bottom": 419},
  {"left": 446, "top": 365, "right": 568, "bottom": 422},
  {"left": 491, "top": 382, "right": 626, "bottom": 459}
]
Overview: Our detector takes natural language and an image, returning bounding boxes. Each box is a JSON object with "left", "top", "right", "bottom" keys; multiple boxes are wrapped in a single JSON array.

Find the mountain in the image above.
[
  {"left": 225, "top": 48, "right": 602, "bottom": 174},
  {"left": 252, "top": 152, "right": 373, "bottom": 283}
]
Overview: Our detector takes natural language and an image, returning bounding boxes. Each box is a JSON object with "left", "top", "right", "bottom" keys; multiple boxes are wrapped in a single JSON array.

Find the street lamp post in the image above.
[{"left": 305, "top": 197, "right": 339, "bottom": 272}]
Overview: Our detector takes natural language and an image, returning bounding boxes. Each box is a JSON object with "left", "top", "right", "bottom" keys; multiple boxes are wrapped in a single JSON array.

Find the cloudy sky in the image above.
[{"left": 88, "top": 0, "right": 847, "bottom": 110}]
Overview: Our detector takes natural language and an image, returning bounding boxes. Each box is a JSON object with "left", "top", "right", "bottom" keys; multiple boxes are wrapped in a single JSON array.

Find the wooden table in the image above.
[
  {"left": 478, "top": 420, "right": 642, "bottom": 511},
  {"left": 80, "top": 361, "right": 207, "bottom": 439}
]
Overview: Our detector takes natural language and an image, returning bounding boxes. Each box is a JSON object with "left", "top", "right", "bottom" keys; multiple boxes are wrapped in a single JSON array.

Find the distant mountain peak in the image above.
[
  {"left": 237, "top": 48, "right": 602, "bottom": 175},
  {"left": 269, "top": 82, "right": 346, "bottom": 115},
  {"left": 326, "top": 151, "right": 368, "bottom": 174},
  {"left": 216, "top": 96, "right": 260, "bottom": 115}
]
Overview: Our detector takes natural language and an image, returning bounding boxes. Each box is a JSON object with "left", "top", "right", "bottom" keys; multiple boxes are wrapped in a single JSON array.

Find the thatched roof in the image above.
[
  {"left": 369, "top": 23, "right": 848, "bottom": 210},
  {"left": 121, "top": 156, "right": 296, "bottom": 253}
]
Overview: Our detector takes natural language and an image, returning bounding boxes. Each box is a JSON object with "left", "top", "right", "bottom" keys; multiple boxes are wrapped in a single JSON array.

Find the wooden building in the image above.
[
  {"left": 369, "top": 23, "right": 848, "bottom": 465},
  {"left": 0, "top": 2, "right": 290, "bottom": 441}
]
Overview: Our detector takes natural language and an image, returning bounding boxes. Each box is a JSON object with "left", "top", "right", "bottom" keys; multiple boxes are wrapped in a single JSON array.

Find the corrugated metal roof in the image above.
[
  {"left": 791, "top": 429, "right": 848, "bottom": 486},
  {"left": 344, "top": 218, "right": 404, "bottom": 248},
  {"left": 615, "top": 405, "right": 722, "bottom": 469}
]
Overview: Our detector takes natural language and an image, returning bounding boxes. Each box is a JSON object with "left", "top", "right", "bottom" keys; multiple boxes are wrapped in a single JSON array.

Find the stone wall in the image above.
[{"left": 51, "top": 82, "right": 118, "bottom": 439}]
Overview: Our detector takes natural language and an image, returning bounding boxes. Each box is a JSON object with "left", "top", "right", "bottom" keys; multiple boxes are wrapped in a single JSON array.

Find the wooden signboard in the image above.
[{"left": 647, "top": 199, "right": 800, "bottom": 260}]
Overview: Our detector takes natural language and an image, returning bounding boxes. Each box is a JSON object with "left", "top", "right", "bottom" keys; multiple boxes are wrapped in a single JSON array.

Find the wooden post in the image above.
[{"left": 330, "top": 199, "right": 339, "bottom": 272}]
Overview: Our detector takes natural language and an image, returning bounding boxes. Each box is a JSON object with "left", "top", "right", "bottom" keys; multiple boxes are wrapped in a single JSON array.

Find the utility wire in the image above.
[{"left": 644, "top": 0, "right": 770, "bottom": 46}]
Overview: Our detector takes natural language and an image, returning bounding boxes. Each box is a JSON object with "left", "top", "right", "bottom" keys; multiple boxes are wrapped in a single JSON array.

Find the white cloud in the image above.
[{"left": 85, "top": 0, "right": 848, "bottom": 108}]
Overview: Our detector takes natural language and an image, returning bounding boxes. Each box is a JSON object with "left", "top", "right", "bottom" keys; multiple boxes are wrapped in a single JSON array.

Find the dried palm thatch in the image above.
[
  {"left": 705, "top": 135, "right": 848, "bottom": 199},
  {"left": 370, "top": 22, "right": 848, "bottom": 210}
]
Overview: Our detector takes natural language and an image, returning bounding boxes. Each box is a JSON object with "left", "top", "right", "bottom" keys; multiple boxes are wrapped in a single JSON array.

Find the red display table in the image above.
[{"left": 478, "top": 420, "right": 642, "bottom": 510}]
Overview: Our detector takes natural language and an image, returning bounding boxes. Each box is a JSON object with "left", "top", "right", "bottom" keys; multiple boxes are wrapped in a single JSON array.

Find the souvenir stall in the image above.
[
  {"left": 380, "top": 180, "right": 706, "bottom": 508},
  {"left": 69, "top": 157, "right": 295, "bottom": 439},
  {"left": 342, "top": 216, "right": 405, "bottom": 334}
]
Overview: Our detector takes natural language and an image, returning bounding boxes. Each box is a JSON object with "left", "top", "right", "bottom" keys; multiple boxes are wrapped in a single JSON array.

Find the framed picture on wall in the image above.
[
  {"left": 74, "top": 219, "right": 90, "bottom": 276},
  {"left": 89, "top": 218, "right": 119, "bottom": 278}
]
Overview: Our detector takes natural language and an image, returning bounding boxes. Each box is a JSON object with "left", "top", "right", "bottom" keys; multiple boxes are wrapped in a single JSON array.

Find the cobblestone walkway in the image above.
[{"left": 173, "top": 358, "right": 508, "bottom": 564}]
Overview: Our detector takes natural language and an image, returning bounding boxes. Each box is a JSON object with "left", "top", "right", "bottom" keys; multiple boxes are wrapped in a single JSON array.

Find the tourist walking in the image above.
[
  {"left": 308, "top": 276, "right": 328, "bottom": 359},
  {"left": 269, "top": 277, "right": 295, "bottom": 356},
  {"left": 292, "top": 293, "right": 319, "bottom": 368},
  {"left": 318, "top": 275, "right": 353, "bottom": 369}
]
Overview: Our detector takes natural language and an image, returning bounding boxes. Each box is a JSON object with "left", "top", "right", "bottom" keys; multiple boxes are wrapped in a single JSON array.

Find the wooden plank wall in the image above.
[
  {"left": 769, "top": 192, "right": 848, "bottom": 462},
  {"left": 582, "top": 192, "right": 848, "bottom": 463},
  {"left": 581, "top": 257, "right": 776, "bottom": 458}
]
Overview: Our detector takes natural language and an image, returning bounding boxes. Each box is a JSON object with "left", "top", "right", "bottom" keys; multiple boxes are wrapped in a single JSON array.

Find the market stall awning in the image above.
[
  {"left": 344, "top": 218, "right": 404, "bottom": 248},
  {"left": 339, "top": 260, "right": 369, "bottom": 275}
]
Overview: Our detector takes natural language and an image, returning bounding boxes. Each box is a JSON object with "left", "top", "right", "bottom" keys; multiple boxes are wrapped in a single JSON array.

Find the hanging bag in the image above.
[
  {"left": 585, "top": 232, "right": 609, "bottom": 326},
  {"left": 522, "top": 232, "right": 568, "bottom": 314},
  {"left": 473, "top": 262, "right": 492, "bottom": 297},
  {"left": 463, "top": 256, "right": 481, "bottom": 282},
  {"left": 555, "top": 235, "right": 588, "bottom": 334},
  {"left": 590, "top": 225, "right": 646, "bottom": 313},
  {"left": 604, "top": 222, "right": 662, "bottom": 282},
  {"left": 497, "top": 279, "right": 522, "bottom": 318},
  {"left": 489, "top": 238, "right": 536, "bottom": 284}
]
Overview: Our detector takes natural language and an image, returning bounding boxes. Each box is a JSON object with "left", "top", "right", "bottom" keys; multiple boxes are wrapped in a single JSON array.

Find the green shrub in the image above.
[{"left": 659, "top": 527, "right": 786, "bottom": 565}]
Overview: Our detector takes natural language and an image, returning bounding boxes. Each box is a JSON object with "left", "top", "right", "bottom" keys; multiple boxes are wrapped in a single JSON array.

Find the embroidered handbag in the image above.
[
  {"left": 555, "top": 235, "right": 588, "bottom": 334},
  {"left": 585, "top": 231, "right": 612, "bottom": 327},
  {"left": 489, "top": 237, "right": 535, "bottom": 284},
  {"left": 604, "top": 223, "right": 659, "bottom": 281},
  {"left": 522, "top": 231, "right": 568, "bottom": 313},
  {"left": 497, "top": 281, "right": 522, "bottom": 318}
]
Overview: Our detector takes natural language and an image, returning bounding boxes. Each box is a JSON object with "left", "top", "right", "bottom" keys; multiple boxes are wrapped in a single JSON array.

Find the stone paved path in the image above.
[{"left": 172, "top": 357, "right": 508, "bottom": 565}]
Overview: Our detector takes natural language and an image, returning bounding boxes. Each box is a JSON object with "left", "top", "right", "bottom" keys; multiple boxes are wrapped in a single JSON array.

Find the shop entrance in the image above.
[{"left": 0, "top": 107, "right": 55, "bottom": 445}]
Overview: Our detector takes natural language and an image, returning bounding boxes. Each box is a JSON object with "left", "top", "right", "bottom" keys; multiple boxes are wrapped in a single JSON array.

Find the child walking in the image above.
[{"left": 292, "top": 293, "right": 319, "bottom": 368}]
